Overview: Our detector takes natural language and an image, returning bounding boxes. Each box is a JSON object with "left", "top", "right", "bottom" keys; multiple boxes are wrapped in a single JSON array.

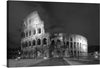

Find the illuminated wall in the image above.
[
  {"left": 65, "top": 34, "right": 88, "bottom": 57},
  {"left": 21, "top": 11, "right": 50, "bottom": 58},
  {"left": 21, "top": 11, "right": 88, "bottom": 58}
]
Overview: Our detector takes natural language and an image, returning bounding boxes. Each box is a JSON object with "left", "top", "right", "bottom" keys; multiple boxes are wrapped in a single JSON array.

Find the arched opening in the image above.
[
  {"left": 74, "top": 42, "right": 76, "bottom": 49},
  {"left": 29, "top": 30, "right": 31, "bottom": 36},
  {"left": 70, "top": 37, "right": 73, "bottom": 41},
  {"left": 25, "top": 42, "right": 28, "bottom": 47},
  {"left": 50, "top": 40, "right": 55, "bottom": 50},
  {"left": 43, "top": 38, "right": 47, "bottom": 45},
  {"left": 51, "top": 40, "right": 55, "bottom": 45},
  {"left": 32, "top": 40, "right": 35, "bottom": 46},
  {"left": 74, "top": 51, "right": 76, "bottom": 56},
  {"left": 57, "top": 39, "right": 61, "bottom": 45},
  {"left": 70, "top": 42, "right": 73, "bottom": 48},
  {"left": 26, "top": 31, "right": 28, "bottom": 37},
  {"left": 56, "top": 39, "right": 61, "bottom": 48},
  {"left": 49, "top": 40, "right": 55, "bottom": 58},
  {"left": 29, "top": 41, "right": 31, "bottom": 46},
  {"left": 21, "top": 32, "right": 25, "bottom": 38},
  {"left": 33, "top": 29, "right": 36, "bottom": 35},
  {"left": 65, "top": 41, "right": 69, "bottom": 48},
  {"left": 38, "top": 28, "right": 41, "bottom": 34},
  {"left": 77, "top": 42, "right": 79, "bottom": 46},
  {"left": 70, "top": 50, "right": 73, "bottom": 56},
  {"left": 37, "top": 39, "right": 41, "bottom": 45},
  {"left": 66, "top": 41, "right": 69, "bottom": 45}
]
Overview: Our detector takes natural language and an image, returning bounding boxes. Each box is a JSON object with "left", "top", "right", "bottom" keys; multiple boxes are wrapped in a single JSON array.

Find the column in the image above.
[
  {"left": 30, "top": 41, "right": 32, "bottom": 57},
  {"left": 40, "top": 39, "right": 42, "bottom": 46},
  {"left": 41, "top": 38, "right": 44, "bottom": 57},
  {"left": 31, "top": 41, "right": 32, "bottom": 47},
  {"left": 35, "top": 39, "right": 37, "bottom": 47},
  {"left": 77, "top": 42, "right": 79, "bottom": 57},
  {"left": 75, "top": 42, "right": 77, "bottom": 57},
  {"left": 79, "top": 43, "right": 81, "bottom": 57},
  {"left": 72, "top": 41, "right": 74, "bottom": 57},
  {"left": 68, "top": 41, "right": 70, "bottom": 57},
  {"left": 76, "top": 42, "right": 78, "bottom": 57}
]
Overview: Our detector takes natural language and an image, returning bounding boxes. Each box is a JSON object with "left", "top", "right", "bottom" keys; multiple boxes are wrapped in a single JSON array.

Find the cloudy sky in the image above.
[{"left": 8, "top": 1, "right": 99, "bottom": 48}]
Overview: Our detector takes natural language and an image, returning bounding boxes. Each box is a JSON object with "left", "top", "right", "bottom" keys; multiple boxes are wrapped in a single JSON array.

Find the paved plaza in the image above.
[{"left": 8, "top": 57, "right": 100, "bottom": 67}]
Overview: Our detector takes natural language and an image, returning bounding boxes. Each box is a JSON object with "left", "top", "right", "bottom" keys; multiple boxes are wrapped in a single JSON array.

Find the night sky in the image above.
[{"left": 8, "top": 1, "right": 99, "bottom": 48}]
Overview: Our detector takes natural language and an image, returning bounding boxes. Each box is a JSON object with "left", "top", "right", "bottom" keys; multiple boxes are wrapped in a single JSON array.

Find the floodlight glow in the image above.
[{"left": 82, "top": 45, "right": 87, "bottom": 52}]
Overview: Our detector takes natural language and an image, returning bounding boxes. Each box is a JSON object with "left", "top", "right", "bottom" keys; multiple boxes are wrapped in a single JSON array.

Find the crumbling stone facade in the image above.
[
  {"left": 64, "top": 34, "right": 88, "bottom": 57},
  {"left": 21, "top": 11, "right": 88, "bottom": 59},
  {"left": 21, "top": 11, "right": 50, "bottom": 59}
]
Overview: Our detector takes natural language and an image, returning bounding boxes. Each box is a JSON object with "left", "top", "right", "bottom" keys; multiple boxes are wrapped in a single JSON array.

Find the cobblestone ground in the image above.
[
  {"left": 7, "top": 58, "right": 45, "bottom": 67},
  {"left": 64, "top": 57, "right": 100, "bottom": 65},
  {"left": 8, "top": 57, "right": 99, "bottom": 67},
  {"left": 29, "top": 57, "right": 70, "bottom": 66}
]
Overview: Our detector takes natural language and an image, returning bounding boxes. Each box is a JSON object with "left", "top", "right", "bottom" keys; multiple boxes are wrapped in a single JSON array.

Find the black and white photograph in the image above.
[{"left": 7, "top": 1, "right": 100, "bottom": 67}]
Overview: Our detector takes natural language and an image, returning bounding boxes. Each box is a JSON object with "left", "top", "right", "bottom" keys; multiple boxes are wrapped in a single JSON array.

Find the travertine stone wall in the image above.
[
  {"left": 21, "top": 11, "right": 50, "bottom": 58},
  {"left": 64, "top": 34, "right": 88, "bottom": 57}
]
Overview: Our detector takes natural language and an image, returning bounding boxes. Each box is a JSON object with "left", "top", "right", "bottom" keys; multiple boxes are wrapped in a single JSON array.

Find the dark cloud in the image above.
[{"left": 8, "top": 1, "right": 99, "bottom": 48}]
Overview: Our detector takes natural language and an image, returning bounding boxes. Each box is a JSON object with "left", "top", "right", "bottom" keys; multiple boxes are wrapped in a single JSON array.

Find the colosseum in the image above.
[
  {"left": 21, "top": 11, "right": 50, "bottom": 59},
  {"left": 21, "top": 11, "right": 88, "bottom": 59},
  {"left": 64, "top": 34, "right": 88, "bottom": 57}
]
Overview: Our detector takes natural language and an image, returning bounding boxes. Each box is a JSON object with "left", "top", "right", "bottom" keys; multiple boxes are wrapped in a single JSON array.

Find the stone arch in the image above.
[
  {"left": 29, "top": 30, "right": 31, "bottom": 36},
  {"left": 65, "top": 41, "right": 69, "bottom": 48},
  {"left": 29, "top": 41, "right": 31, "bottom": 46},
  {"left": 70, "top": 37, "right": 73, "bottom": 41},
  {"left": 37, "top": 39, "right": 41, "bottom": 45},
  {"left": 26, "top": 31, "right": 28, "bottom": 37},
  {"left": 70, "top": 42, "right": 73, "bottom": 48},
  {"left": 32, "top": 40, "right": 36, "bottom": 46},
  {"left": 33, "top": 29, "right": 36, "bottom": 35},
  {"left": 43, "top": 38, "right": 47, "bottom": 45},
  {"left": 21, "top": 32, "right": 25, "bottom": 38},
  {"left": 74, "top": 42, "right": 76, "bottom": 49},
  {"left": 66, "top": 41, "right": 69, "bottom": 45},
  {"left": 56, "top": 39, "right": 61, "bottom": 45},
  {"left": 25, "top": 41, "right": 28, "bottom": 47},
  {"left": 51, "top": 40, "right": 55, "bottom": 45},
  {"left": 38, "top": 28, "right": 41, "bottom": 34}
]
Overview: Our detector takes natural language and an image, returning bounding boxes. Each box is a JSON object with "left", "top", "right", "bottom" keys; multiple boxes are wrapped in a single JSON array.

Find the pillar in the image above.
[
  {"left": 79, "top": 43, "right": 81, "bottom": 57},
  {"left": 75, "top": 42, "right": 77, "bottom": 57},
  {"left": 31, "top": 40, "right": 32, "bottom": 47},
  {"left": 72, "top": 40, "right": 74, "bottom": 57},
  {"left": 76, "top": 42, "right": 78, "bottom": 57},
  {"left": 68, "top": 41, "right": 70, "bottom": 57}
]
